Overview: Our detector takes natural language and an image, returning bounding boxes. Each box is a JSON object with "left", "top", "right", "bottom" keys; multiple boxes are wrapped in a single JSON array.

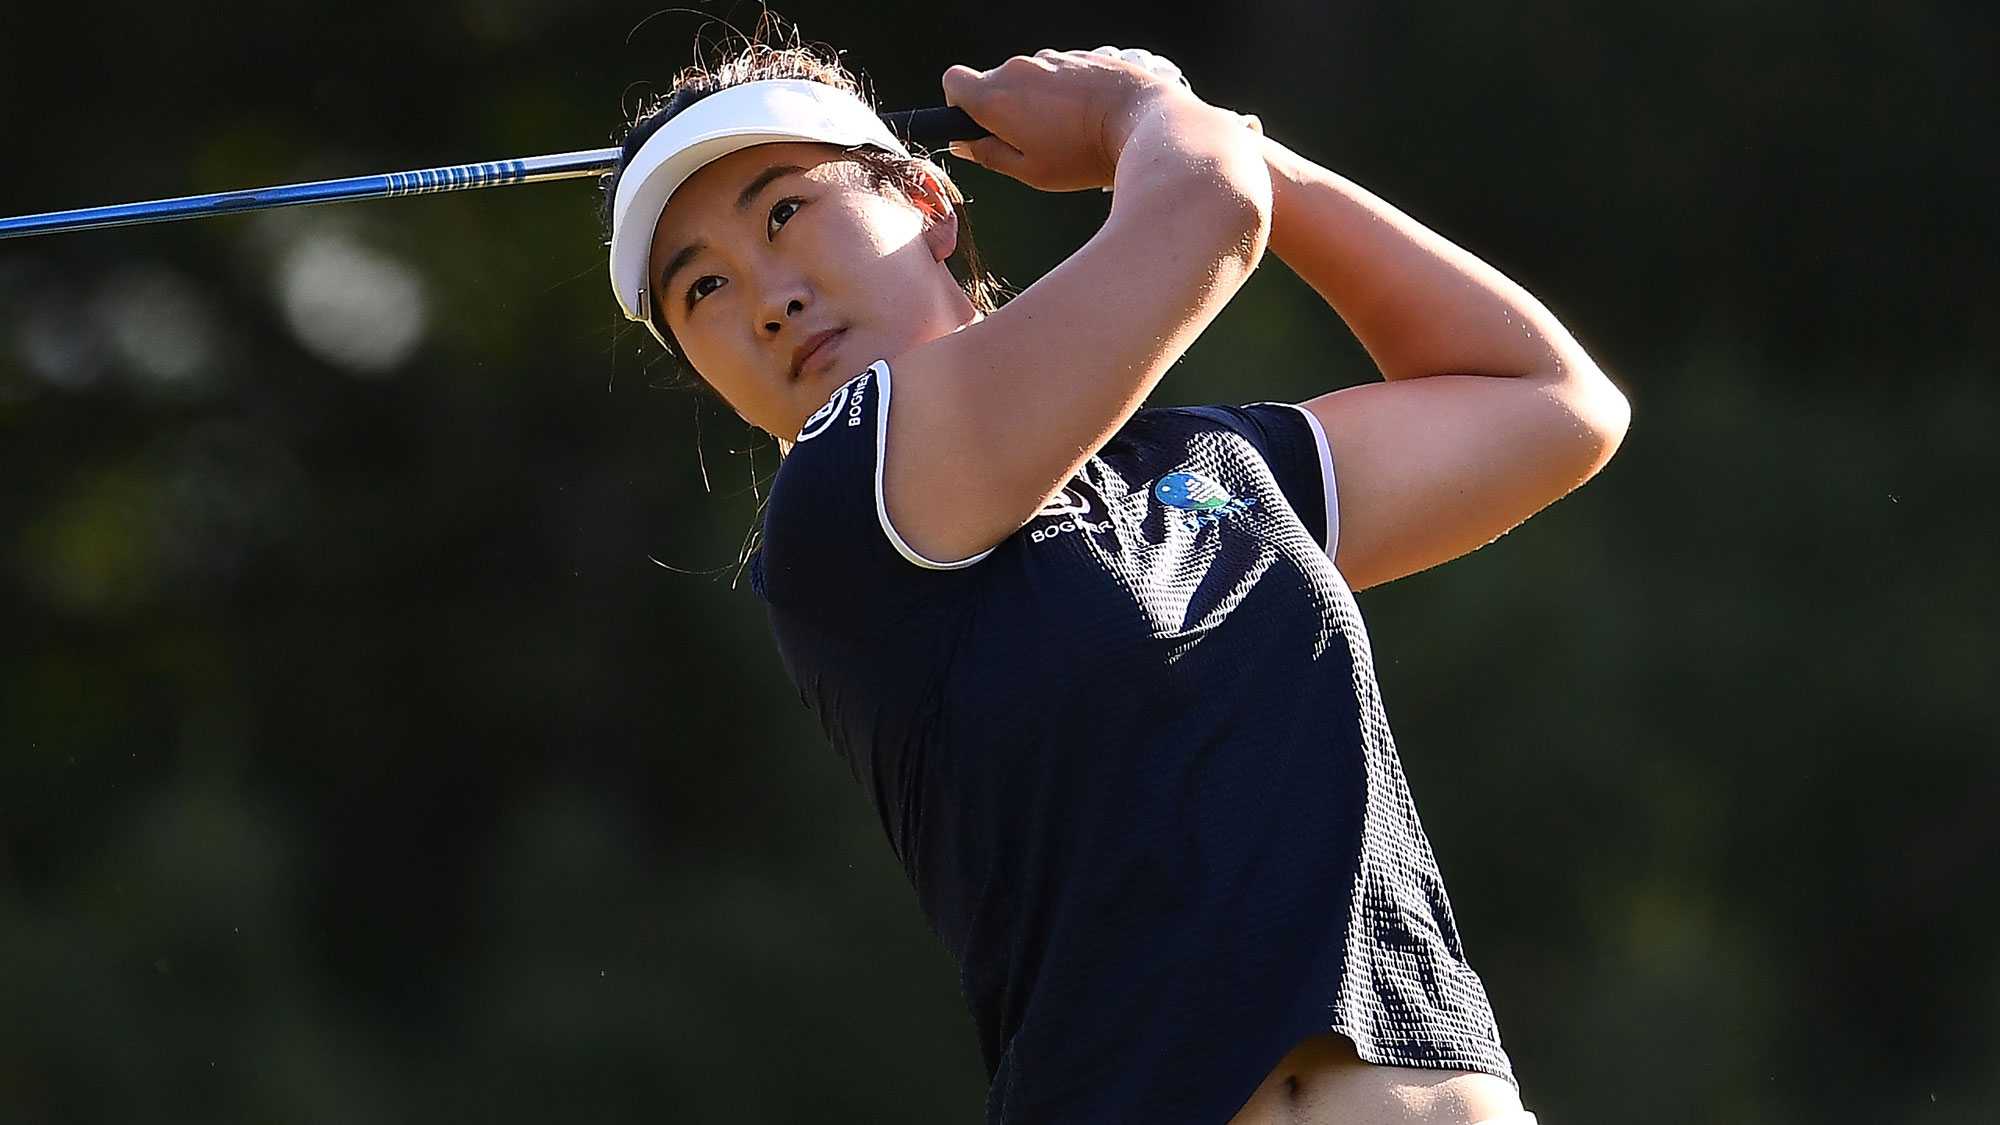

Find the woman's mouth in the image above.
[{"left": 790, "top": 328, "right": 845, "bottom": 381}]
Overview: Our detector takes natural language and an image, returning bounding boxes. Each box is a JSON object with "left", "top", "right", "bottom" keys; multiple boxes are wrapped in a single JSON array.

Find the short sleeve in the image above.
[
  {"left": 751, "top": 361, "right": 981, "bottom": 634},
  {"left": 1179, "top": 402, "right": 1339, "bottom": 556}
]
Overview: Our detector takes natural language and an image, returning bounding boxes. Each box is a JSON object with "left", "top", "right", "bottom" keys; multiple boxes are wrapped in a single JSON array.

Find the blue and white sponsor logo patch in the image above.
[{"left": 1154, "top": 471, "right": 1255, "bottom": 526}]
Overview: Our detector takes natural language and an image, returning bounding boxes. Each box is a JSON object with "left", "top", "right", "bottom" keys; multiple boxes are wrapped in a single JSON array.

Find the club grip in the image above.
[{"left": 882, "top": 105, "right": 988, "bottom": 149}]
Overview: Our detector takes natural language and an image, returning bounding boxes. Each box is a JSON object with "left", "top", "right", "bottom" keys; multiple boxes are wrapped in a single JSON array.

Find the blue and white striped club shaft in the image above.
[
  {"left": 0, "top": 106, "right": 983, "bottom": 240},
  {"left": 0, "top": 149, "right": 618, "bottom": 240}
]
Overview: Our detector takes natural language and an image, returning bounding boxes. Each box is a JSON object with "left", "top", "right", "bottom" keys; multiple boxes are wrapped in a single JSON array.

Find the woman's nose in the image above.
[
  {"left": 761, "top": 297, "right": 805, "bottom": 336},
  {"left": 756, "top": 265, "right": 810, "bottom": 335}
]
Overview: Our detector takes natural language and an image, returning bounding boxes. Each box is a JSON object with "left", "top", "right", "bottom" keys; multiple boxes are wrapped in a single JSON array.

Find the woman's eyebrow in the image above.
[
  {"left": 659, "top": 241, "right": 707, "bottom": 298},
  {"left": 734, "top": 164, "right": 806, "bottom": 211}
]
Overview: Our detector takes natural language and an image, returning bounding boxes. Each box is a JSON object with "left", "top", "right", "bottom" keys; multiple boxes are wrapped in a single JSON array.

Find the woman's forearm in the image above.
[{"left": 1261, "top": 136, "right": 1595, "bottom": 386}]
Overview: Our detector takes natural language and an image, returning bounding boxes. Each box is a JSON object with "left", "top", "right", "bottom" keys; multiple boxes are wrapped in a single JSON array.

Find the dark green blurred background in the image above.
[{"left": 1, "top": 1, "right": 1994, "bottom": 1121}]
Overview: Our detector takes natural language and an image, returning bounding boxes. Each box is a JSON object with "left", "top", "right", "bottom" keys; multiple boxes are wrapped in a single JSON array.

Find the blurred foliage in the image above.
[{"left": 1, "top": 1, "right": 1995, "bottom": 1122}]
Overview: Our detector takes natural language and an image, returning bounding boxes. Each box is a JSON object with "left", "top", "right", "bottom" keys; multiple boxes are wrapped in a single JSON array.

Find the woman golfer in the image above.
[{"left": 604, "top": 36, "right": 1627, "bottom": 1125}]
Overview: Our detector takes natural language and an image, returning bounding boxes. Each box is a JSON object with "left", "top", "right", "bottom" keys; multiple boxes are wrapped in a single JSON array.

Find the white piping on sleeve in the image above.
[
  {"left": 1270, "top": 402, "right": 1341, "bottom": 558},
  {"left": 870, "top": 360, "right": 996, "bottom": 571}
]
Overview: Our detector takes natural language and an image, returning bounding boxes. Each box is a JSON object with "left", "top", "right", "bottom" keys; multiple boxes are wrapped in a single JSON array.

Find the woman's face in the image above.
[{"left": 647, "top": 141, "right": 974, "bottom": 437}]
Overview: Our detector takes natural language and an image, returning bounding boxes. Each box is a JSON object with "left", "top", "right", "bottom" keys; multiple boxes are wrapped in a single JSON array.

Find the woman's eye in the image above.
[
  {"left": 768, "top": 198, "right": 801, "bottom": 237},
  {"left": 686, "top": 275, "right": 724, "bottom": 308}
]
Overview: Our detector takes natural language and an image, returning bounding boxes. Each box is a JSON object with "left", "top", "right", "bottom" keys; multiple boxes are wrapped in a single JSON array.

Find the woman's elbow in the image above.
[
  {"left": 1214, "top": 144, "right": 1274, "bottom": 270},
  {"left": 1186, "top": 188, "right": 1270, "bottom": 291},
  {"left": 1169, "top": 131, "right": 1273, "bottom": 277},
  {"left": 1563, "top": 363, "right": 1631, "bottom": 479}
]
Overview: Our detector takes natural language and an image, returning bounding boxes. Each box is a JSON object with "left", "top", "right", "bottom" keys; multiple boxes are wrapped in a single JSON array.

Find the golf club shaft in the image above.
[{"left": 0, "top": 106, "right": 983, "bottom": 240}]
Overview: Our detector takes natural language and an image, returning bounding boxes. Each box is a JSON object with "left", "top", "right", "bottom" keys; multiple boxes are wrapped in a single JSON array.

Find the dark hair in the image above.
[{"left": 602, "top": 31, "right": 1005, "bottom": 381}]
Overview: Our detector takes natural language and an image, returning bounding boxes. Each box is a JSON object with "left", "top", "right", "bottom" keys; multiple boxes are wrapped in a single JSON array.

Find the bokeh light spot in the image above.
[
  {"left": 276, "top": 234, "right": 429, "bottom": 375},
  {"left": 14, "top": 294, "right": 106, "bottom": 390},
  {"left": 94, "top": 265, "right": 219, "bottom": 388}
]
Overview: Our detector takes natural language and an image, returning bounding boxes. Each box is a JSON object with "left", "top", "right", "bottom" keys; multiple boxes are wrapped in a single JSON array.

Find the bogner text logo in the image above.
[
  {"left": 795, "top": 370, "right": 872, "bottom": 443},
  {"left": 1155, "top": 471, "right": 1256, "bottom": 527},
  {"left": 796, "top": 386, "right": 846, "bottom": 442},
  {"left": 1029, "top": 484, "right": 1113, "bottom": 544}
]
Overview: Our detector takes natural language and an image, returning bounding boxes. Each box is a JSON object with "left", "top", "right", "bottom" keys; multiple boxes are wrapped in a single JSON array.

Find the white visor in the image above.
[{"left": 607, "top": 79, "right": 911, "bottom": 339}]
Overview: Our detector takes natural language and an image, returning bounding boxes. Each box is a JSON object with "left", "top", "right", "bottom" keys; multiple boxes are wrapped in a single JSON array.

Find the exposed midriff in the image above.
[{"left": 1224, "top": 1032, "right": 1524, "bottom": 1125}]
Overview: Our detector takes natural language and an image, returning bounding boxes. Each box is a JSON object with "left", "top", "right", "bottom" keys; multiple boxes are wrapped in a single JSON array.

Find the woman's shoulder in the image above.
[{"left": 756, "top": 362, "right": 980, "bottom": 622}]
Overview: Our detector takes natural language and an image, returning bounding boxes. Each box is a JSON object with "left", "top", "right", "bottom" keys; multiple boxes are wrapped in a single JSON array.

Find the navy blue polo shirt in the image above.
[{"left": 750, "top": 361, "right": 1514, "bottom": 1124}]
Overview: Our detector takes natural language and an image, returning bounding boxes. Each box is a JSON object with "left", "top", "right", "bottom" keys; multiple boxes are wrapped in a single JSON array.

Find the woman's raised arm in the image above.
[
  {"left": 1261, "top": 138, "right": 1631, "bottom": 590},
  {"left": 880, "top": 51, "right": 1271, "bottom": 564}
]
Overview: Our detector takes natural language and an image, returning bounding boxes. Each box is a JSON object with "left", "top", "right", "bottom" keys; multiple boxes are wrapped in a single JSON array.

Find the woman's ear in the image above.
[{"left": 910, "top": 162, "right": 960, "bottom": 262}]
